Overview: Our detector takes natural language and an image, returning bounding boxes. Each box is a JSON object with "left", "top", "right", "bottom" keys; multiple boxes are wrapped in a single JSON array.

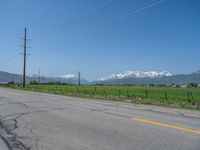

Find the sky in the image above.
[{"left": 0, "top": 0, "right": 199, "bottom": 81}]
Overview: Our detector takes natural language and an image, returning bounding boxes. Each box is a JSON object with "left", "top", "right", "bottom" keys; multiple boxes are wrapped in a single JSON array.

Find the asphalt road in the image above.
[{"left": 0, "top": 88, "right": 199, "bottom": 150}]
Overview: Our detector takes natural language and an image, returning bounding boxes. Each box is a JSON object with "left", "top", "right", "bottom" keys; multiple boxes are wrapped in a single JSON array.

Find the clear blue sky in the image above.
[{"left": 0, "top": 0, "right": 199, "bottom": 80}]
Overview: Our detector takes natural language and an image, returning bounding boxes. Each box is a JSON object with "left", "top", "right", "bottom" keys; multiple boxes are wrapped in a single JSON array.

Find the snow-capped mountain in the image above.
[
  {"left": 0, "top": 70, "right": 199, "bottom": 85},
  {"left": 97, "top": 71, "right": 172, "bottom": 81},
  {"left": 192, "top": 70, "right": 200, "bottom": 74},
  {"left": 54, "top": 74, "right": 77, "bottom": 79},
  {"left": 28, "top": 73, "right": 39, "bottom": 78},
  {"left": 27, "top": 73, "right": 89, "bottom": 84},
  {"left": 52, "top": 74, "right": 89, "bottom": 84}
]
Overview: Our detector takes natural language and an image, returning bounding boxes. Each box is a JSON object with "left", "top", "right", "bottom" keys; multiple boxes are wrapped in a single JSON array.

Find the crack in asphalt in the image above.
[
  {"left": 0, "top": 90, "right": 199, "bottom": 150},
  {"left": 0, "top": 113, "right": 30, "bottom": 150},
  {"left": 30, "top": 129, "right": 39, "bottom": 150},
  {"left": 0, "top": 97, "right": 30, "bottom": 109},
  {"left": 0, "top": 98, "right": 31, "bottom": 149},
  {"left": 0, "top": 99, "right": 65, "bottom": 150}
]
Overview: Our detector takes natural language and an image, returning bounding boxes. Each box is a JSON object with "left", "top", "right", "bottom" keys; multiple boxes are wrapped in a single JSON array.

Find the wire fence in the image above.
[{"left": 5, "top": 84, "right": 199, "bottom": 108}]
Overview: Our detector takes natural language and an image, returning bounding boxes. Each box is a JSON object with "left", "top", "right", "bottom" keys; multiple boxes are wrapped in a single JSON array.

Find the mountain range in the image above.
[
  {"left": 0, "top": 70, "right": 200, "bottom": 85},
  {"left": 97, "top": 71, "right": 172, "bottom": 81},
  {"left": 0, "top": 71, "right": 88, "bottom": 84},
  {"left": 94, "top": 70, "right": 200, "bottom": 85}
]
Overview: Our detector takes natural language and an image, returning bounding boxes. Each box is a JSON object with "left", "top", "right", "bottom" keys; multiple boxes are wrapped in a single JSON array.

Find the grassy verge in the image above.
[{"left": 2, "top": 84, "right": 200, "bottom": 109}]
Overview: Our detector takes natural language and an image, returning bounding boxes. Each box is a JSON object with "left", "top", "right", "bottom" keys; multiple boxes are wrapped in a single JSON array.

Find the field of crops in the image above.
[{"left": 3, "top": 84, "right": 200, "bottom": 109}]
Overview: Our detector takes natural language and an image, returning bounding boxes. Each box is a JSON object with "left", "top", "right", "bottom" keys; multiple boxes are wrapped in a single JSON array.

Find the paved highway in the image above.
[{"left": 0, "top": 88, "right": 199, "bottom": 150}]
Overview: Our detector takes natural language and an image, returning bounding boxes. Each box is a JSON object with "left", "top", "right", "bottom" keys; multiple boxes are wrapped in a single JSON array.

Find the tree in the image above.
[
  {"left": 188, "top": 83, "right": 198, "bottom": 88},
  {"left": 30, "top": 80, "right": 39, "bottom": 85}
]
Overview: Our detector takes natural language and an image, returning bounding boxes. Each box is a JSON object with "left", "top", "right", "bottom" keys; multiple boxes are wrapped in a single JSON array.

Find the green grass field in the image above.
[{"left": 3, "top": 84, "right": 200, "bottom": 109}]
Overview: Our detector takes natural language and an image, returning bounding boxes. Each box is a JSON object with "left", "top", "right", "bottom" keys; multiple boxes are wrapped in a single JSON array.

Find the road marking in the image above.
[{"left": 132, "top": 117, "right": 200, "bottom": 135}]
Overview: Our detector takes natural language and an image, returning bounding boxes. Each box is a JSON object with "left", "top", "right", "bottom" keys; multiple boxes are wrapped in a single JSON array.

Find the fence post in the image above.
[
  {"left": 66, "top": 86, "right": 68, "bottom": 93},
  {"left": 145, "top": 89, "right": 148, "bottom": 99},
  {"left": 190, "top": 91, "right": 195, "bottom": 106},
  {"left": 104, "top": 90, "right": 106, "bottom": 97},
  {"left": 54, "top": 86, "right": 57, "bottom": 94},
  {"left": 187, "top": 92, "right": 191, "bottom": 104},
  {"left": 69, "top": 87, "right": 71, "bottom": 93},
  {"left": 127, "top": 90, "right": 129, "bottom": 98},
  {"left": 164, "top": 91, "right": 168, "bottom": 101},
  {"left": 94, "top": 87, "right": 97, "bottom": 95}
]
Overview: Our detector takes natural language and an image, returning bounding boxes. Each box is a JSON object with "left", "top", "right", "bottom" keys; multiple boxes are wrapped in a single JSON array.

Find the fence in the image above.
[{"left": 3, "top": 84, "right": 200, "bottom": 107}]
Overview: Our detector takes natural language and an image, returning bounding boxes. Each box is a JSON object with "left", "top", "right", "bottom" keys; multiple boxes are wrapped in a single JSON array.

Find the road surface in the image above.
[{"left": 0, "top": 87, "right": 199, "bottom": 150}]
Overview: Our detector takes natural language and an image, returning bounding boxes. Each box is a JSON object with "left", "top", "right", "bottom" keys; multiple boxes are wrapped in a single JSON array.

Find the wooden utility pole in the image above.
[
  {"left": 38, "top": 69, "right": 40, "bottom": 83},
  {"left": 78, "top": 71, "right": 80, "bottom": 86},
  {"left": 23, "top": 28, "right": 27, "bottom": 87}
]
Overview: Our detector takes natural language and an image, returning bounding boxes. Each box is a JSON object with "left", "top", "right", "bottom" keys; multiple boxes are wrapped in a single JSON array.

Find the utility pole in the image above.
[
  {"left": 38, "top": 69, "right": 40, "bottom": 84},
  {"left": 78, "top": 71, "right": 80, "bottom": 86},
  {"left": 23, "top": 28, "right": 27, "bottom": 87}
]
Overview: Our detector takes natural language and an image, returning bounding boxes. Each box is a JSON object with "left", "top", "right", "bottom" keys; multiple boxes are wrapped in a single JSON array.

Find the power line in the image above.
[
  {"left": 0, "top": 53, "right": 20, "bottom": 68},
  {"left": 27, "top": 0, "right": 66, "bottom": 30},
  {"left": 32, "top": 0, "right": 165, "bottom": 44},
  {"left": 1, "top": 0, "right": 165, "bottom": 78},
  {"left": 0, "top": 50, "right": 19, "bottom": 65},
  {"left": 0, "top": 30, "right": 24, "bottom": 62},
  {"left": 0, "top": 1, "right": 65, "bottom": 64},
  {"left": 32, "top": 0, "right": 113, "bottom": 40},
  {"left": 95, "top": 0, "right": 166, "bottom": 28},
  {"left": 0, "top": 2, "right": 65, "bottom": 67},
  {"left": 30, "top": 0, "right": 166, "bottom": 55}
]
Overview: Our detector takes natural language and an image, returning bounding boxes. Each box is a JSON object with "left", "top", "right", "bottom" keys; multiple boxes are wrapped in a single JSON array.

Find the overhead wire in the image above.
[
  {"left": 0, "top": 30, "right": 30, "bottom": 72},
  {"left": 0, "top": 0, "right": 114, "bottom": 66},
  {"left": 95, "top": 0, "right": 166, "bottom": 28},
  {"left": 35, "top": 0, "right": 166, "bottom": 50},
  {"left": 1, "top": 0, "right": 166, "bottom": 73},
  {"left": 0, "top": 0, "right": 64, "bottom": 69},
  {"left": 33, "top": 0, "right": 166, "bottom": 41},
  {"left": 32, "top": 0, "right": 114, "bottom": 40},
  {"left": 27, "top": 0, "right": 66, "bottom": 30},
  {"left": 0, "top": 52, "right": 20, "bottom": 68}
]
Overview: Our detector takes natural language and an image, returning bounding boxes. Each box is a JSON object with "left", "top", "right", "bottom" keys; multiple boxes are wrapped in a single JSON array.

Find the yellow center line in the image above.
[{"left": 132, "top": 117, "right": 200, "bottom": 135}]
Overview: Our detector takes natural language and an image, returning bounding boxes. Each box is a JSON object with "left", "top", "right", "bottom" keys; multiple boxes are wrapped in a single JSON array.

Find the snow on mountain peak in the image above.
[
  {"left": 97, "top": 71, "right": 172, "bottom": 81},
  {"left": 55, "top": 74, "right": 77, "bottom": 79}
]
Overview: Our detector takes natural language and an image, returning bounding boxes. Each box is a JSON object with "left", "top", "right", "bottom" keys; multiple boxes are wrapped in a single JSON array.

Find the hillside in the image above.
[
  {"left": 94, "top": 71, "right": 200, "bottom": 85},
  {"left": 0, "top": 71, "right": 89, "bottom": 84}
]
